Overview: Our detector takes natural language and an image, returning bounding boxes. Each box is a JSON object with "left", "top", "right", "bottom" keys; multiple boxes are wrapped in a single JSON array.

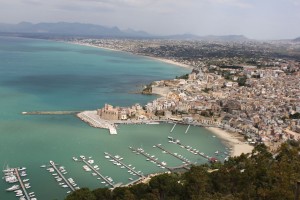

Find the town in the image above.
[{"left": 73, "top": 38, "right": 300, "bottom": 152}]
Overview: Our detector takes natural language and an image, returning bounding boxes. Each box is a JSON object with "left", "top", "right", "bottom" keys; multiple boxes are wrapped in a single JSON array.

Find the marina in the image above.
[
  {"left": 154, "top": 144, "right": 192, "bottom": 166},
  {"left": 129, "top": 146, "right": 173, "bottom": 171},
  {"left": 14, "top": 168, "right": 31, "bottom": 200},
  {"left": 3, "top": 167, "right": 37, "bottom": 200},
  {"left": 168, "top": 137, "right": 216, "bottom": 162},
  {"left": 104, "top": 152, "right": 145, "bottom": 178},
  {"left": 48, "top": 160, "right": 77, "bottom": 192},
  {"left": 76, "top": 156, "right": 115, "bottom": 188}
]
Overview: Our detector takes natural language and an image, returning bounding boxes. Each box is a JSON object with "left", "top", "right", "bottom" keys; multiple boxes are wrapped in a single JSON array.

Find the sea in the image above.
[{"left": 0, "top": 36, "right": 227, "bottom": 200}]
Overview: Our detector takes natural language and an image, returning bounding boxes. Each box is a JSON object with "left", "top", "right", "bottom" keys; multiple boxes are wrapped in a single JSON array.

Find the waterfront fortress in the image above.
[{"left": 97, "top": 103, "right": 144, "bottom": 121}]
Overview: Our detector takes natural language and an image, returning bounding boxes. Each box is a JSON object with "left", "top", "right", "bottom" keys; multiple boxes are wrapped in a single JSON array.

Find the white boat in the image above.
[
  {"left": 88, "top": 160, "right": 94, "bottom": 164},
  {"left": 6, "top": 185, "right": 19, "bottom": 191},
  {"left": 79, "top": 155, "right": 86, "bottom": 160},
  {"left": 18, "top": 167, "right": 26, "bottom": 171},
  {"left": 105, "top": 156, "right": 110, "bottom": 159},
  {"left": 40, "top": 165, "right": 46, "bottom": 168},
  {"left": 161, "top": 161, "right": 167, "bottom": 166},
  {"left": 215, "top": 151, "right": 219, "bottom": 154},
  {"left": 129, "top": 178, "right": 133, "bottom": 180},
  {"left": 23, "top": 179, "right": 29, "bottom": 182},
  {"left": 72, "top": 157, "right": 78, "bottom": 161}
]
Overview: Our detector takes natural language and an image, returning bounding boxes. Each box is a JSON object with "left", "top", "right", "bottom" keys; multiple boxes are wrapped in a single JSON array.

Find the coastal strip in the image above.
[{"left": 207, "top": 127, "right": 254, "bottom": 157}]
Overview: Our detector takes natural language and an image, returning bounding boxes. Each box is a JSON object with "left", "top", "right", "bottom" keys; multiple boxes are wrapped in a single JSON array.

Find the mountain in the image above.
[
  {"left": 164, "top": 34, "right": 249, "bottom": 41},
  {"left": 0, "top": 22, "right": 249, "bottom": 41},
  {"left": 0, "top": 22, "right": 151, "bottom": 38},
  {"left": 293, "top": 37, "right": 300, "bottom": 42}
]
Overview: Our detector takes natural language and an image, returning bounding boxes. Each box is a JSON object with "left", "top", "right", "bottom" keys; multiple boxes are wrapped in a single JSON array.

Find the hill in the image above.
[
  {"left": 293, "top": 37, "right": 300, "bottom": 42},
  {"left": 0, "top": 22, "right": 150, "bottom": 38}
]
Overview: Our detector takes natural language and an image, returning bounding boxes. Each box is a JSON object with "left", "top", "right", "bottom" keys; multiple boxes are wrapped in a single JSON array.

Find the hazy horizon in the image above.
[{"left": 1, "top": 0, "right": 300, "bottom": 40}]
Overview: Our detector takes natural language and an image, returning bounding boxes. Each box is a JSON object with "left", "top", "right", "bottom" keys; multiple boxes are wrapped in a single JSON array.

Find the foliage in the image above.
[
  {"left": 176, "top": 74, "right": 189, "bottom": 79},
  {"left": 290, "top": 112, "right": 300, "bottom": 119},
  {"left": 66, "top": 143, "right": 300, "bottom": 200}
]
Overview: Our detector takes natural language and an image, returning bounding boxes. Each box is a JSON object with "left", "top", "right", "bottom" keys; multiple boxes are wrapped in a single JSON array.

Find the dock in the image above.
[
  {"left": 168, "top": 138, "right": 211, "bottom": 161},
  {"left": 185, "top": 124, "right": 190, "bottom": 134},
  {"left": 22, "top": 111, "right": 81, "bottom": 115},
  {"left": 14, "top": 168, "right": 30, "bottom": 200},
  {"left": 129, "top": 147, "right": 172, "bottom": 171},
  {"left": 79, "top": 157, "right": 115, "bottom": 188},
  {"left": 104, "top": 152, "right": 145, "bottom": 178},
  {"left": 170, "top": 123, "right": 176, "bottom": 133},
  {"left": 49, "top": 160, "right": 75, "bottom": 192},
  {"left": 154, "top": 144, "right": 192, "bottom": 166}
]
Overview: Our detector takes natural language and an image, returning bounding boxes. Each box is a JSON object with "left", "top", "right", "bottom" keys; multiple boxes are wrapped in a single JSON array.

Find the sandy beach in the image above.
[
  {"left": 68, "top": 41, "right": 193, "bottom": 70},
  {"left": 206, "top": 127, "right": 254, "bottom": 157}
]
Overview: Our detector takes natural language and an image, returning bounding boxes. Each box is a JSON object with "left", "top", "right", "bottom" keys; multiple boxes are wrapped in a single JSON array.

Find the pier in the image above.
[
  {"left": 170, "top": 123, "right": 176, "bottom": 133},
  {"left": 154, "top": 144, "right": 192, "bottom": 166},
  {"left": 129, "top": 146, "right": 172, "bottom": 171},
  {"left": 185, "top": 124, "right": 190, "bottom": 134},
  {"left": 104, "top": 152, "right": 145, "bottom": 178},
  {"left": 49, "top": 160, "right": 75, "bottom": 192},
  {"left": 22, "top": 111, "right": 81, "bottom": 115},
  {"left": 77, "top": 111, "right": 117, "bottom": 134},
  {"left": 79, "top": 158, "right": 115, "bottom": 188},
  {"left": 168, "top": 138, "right": 211, "bottom": 161},
  {"left": 14, "top": 168, "right": 30, "bottom": 200}
]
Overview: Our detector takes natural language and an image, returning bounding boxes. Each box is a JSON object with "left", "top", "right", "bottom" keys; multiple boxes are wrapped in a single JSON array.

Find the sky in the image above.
[{"left": 0, "top": 0, "right": 300, "bottom": 39}]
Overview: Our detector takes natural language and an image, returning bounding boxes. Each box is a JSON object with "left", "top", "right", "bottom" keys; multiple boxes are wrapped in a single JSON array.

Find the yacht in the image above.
[
  {"left": 79, "top": 155, "right": 86, "bottom": 160},
  {"left": 18, "top": 167, "right": 26, "bottom": 171},
  {"left": 6, "top": 185, "right": 19, "bottom": 191},
  {"left": 87, "top": 160, "right": 94, "bottom": 164},
  {"left": 72, "top": 157, "right": 78, "bottom": 161}
]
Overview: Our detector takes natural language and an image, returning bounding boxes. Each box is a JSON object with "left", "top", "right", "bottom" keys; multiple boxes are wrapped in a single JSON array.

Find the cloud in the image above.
[{"left": 208, "top": 0, "right": 253, "bottom": 8}]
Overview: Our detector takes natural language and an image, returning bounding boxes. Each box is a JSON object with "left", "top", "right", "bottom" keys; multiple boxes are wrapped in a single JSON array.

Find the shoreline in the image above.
[
  {"left": 68, "top": 41, "right": 193, "bottom": 70},
  {"left": 70, "top": 40, "right": 252, "bottom": 157},
  {"left": 206, "top": 127, "right": 254, "bottom": 157}
]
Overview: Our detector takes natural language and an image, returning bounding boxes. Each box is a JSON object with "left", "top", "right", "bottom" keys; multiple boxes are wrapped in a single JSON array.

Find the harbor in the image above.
[
  {"left": 154, "top": 144, "right": 192, "bottom": 166},
  {"left": 3, "top": 167, "right": 37, "bottom": 200},
  {"left": 168, "top": 137, "right": 218, "bottom": 162},
  {"left": 75, "top": 155, "right": 116, "bottom": 188},
  {"left": 47, "top": 160, "right": 78, "bottom": 193},
  {"left": 129, "top": 146, "right": 173, "bottom": 171},
  {"left": 104, "top": 152, "right": 145, "bottom": 178}
]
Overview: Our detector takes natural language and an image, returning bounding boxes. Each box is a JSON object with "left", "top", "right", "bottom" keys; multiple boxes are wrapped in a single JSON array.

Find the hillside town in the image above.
[{"left": 73, "top": 39, "right": 300, "bottom": 151}]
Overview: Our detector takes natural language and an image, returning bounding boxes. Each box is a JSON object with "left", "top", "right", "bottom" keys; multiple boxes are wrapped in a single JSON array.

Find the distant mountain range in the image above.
[
  {"left": 0, "top": 22, "right": 249, "bottom": 41},
  {"left": 163, "top": 33, "right": 249, "bottom": 41},
  {"left": 293, "top": 37, "right": 300, "bottom": 42}
]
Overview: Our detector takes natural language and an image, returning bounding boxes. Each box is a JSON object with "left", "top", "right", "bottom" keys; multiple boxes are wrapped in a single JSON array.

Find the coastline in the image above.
[
  {"left": 68, "top": 41, "right": 193, "bottom": 70},
  {"left": 206, "top": 127, "right": 254, "bottom": 157},
  {"left": 70, "top": 40, "right": 252, "bottom": 158}
]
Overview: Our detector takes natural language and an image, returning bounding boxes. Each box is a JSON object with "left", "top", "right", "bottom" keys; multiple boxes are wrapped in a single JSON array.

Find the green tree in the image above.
[{"left": 65, "top": 188, "right": 96, "bottom": 200}]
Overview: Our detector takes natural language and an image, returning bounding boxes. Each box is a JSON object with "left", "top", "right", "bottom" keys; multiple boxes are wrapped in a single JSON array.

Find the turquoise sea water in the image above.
[{"left": 0, "top": 37, "right": 226, "bottom": 200}]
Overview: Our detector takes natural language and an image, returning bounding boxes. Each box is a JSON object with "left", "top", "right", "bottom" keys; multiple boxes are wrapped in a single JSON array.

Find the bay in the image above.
[{"left": 0, "top": 37, "right": 226, "bottom": 200}]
